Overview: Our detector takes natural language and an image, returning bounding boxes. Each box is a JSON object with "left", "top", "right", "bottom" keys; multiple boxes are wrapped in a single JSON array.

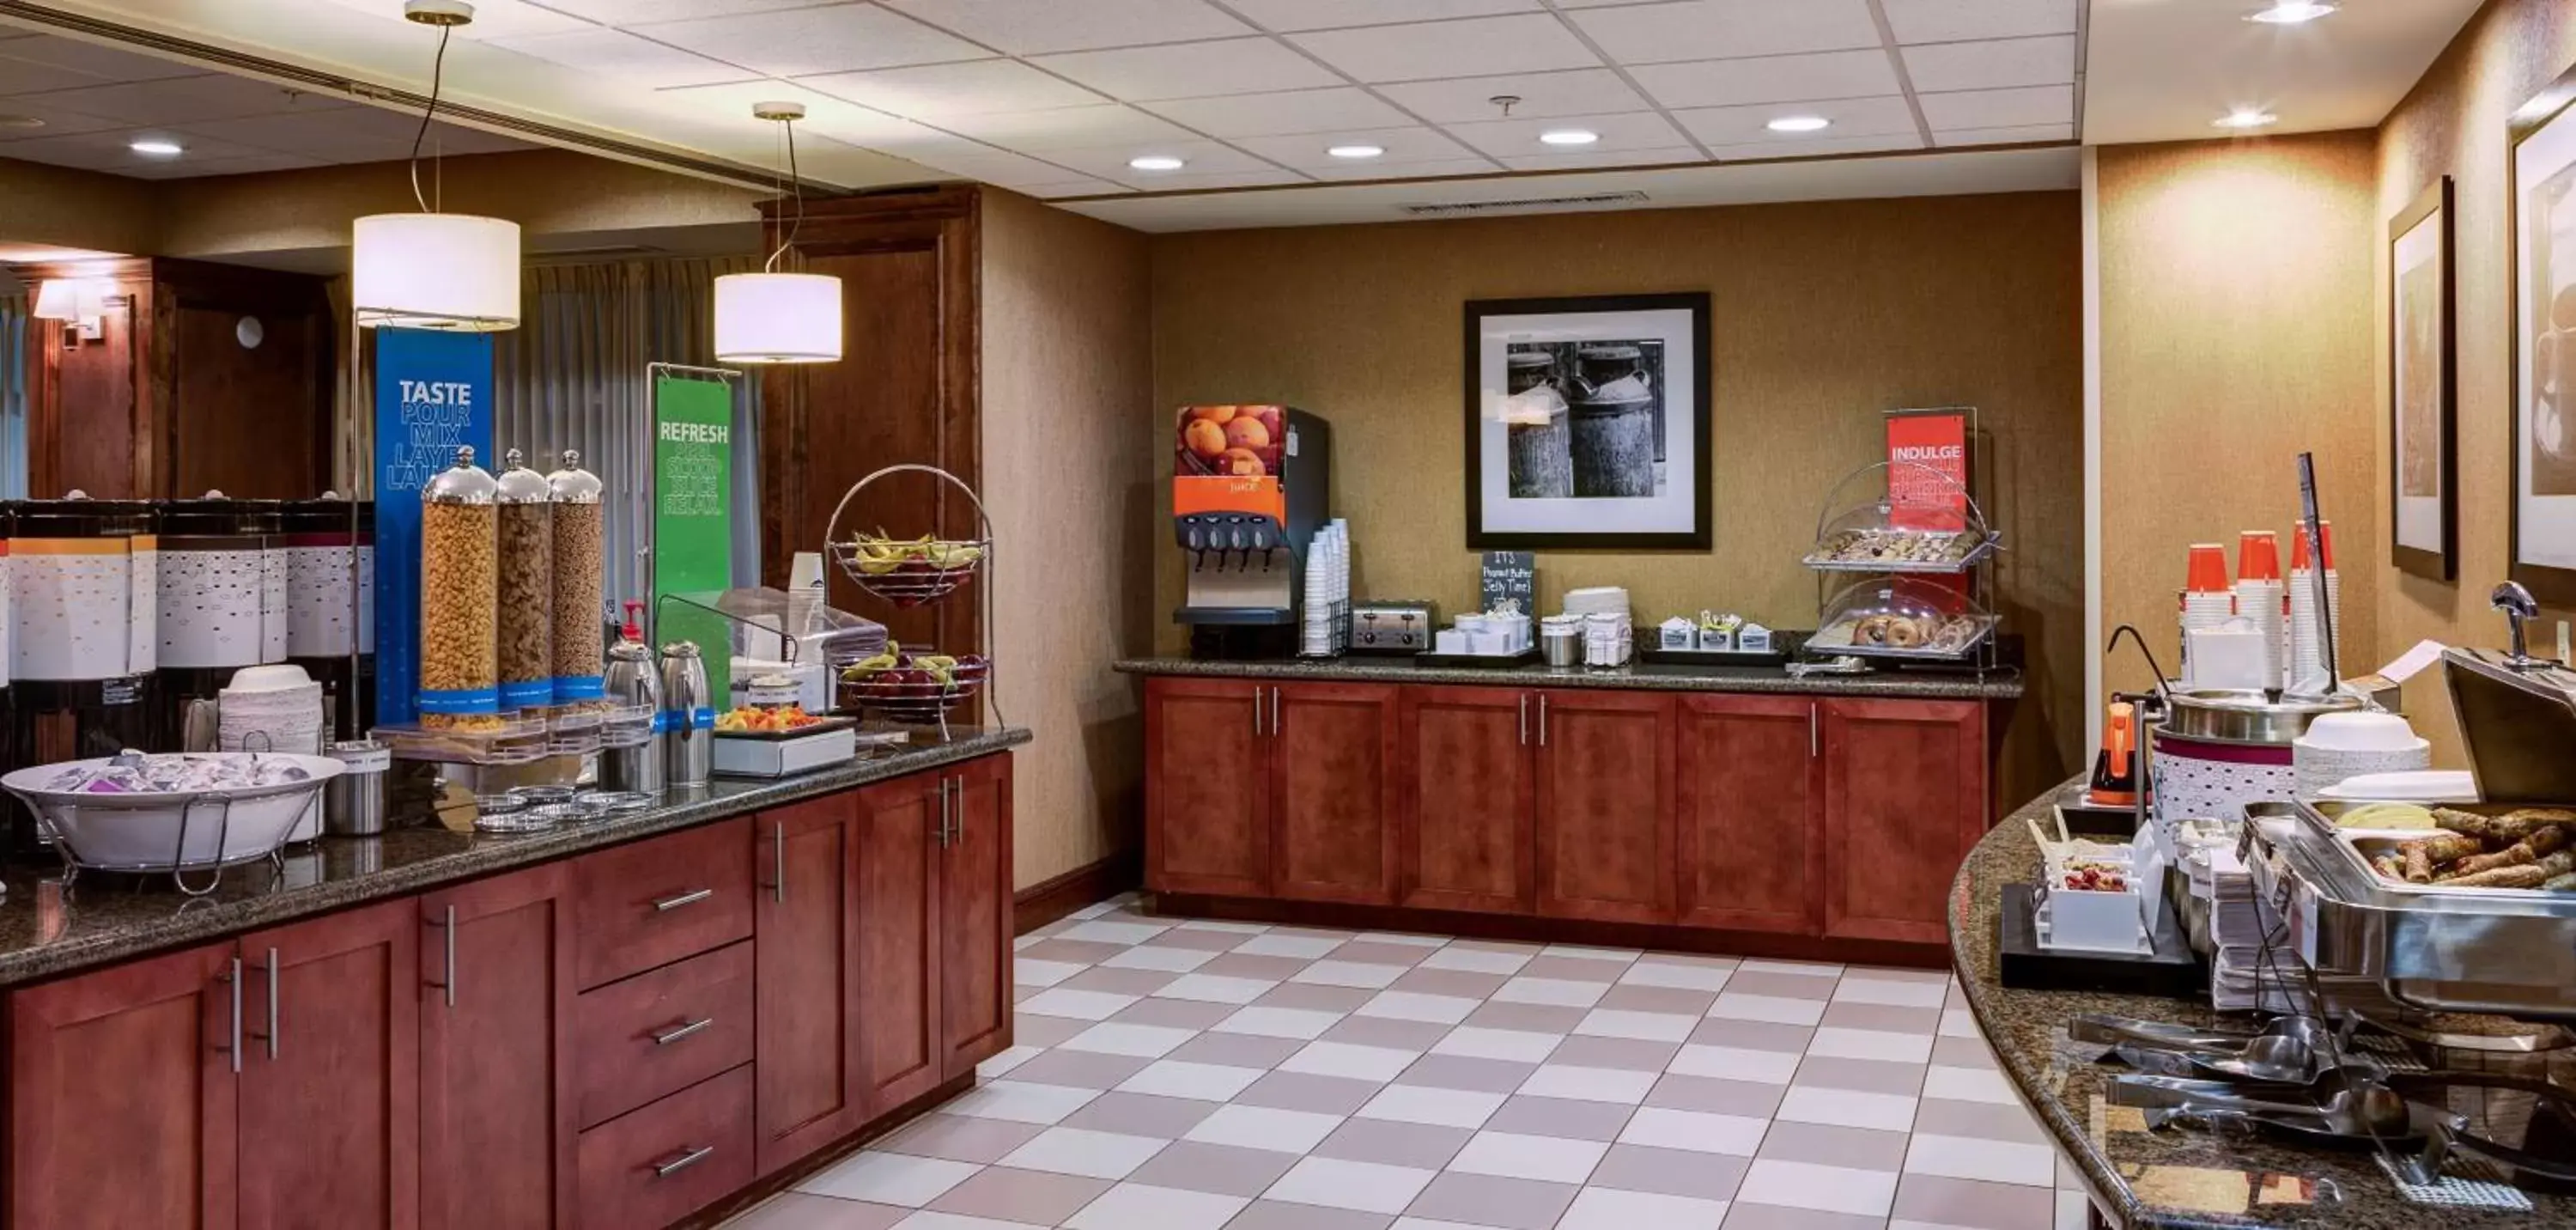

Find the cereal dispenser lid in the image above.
[
  {"left": 495, "top": 448, "right": 551, "bottom": 504},
  {"left": 546, "top": 449, "right": 603, "bottom": 504},
  {"left": 422, "top": 446, "right": 497, "bottom": 504}
]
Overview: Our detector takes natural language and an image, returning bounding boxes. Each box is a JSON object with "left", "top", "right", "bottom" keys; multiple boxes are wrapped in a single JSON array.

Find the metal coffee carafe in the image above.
[
  {"left": 659, "top": 640, "right": 712, "bottom": 789},
  {"left": 601, "top": 604, "right": 663, "bottom": 793}
]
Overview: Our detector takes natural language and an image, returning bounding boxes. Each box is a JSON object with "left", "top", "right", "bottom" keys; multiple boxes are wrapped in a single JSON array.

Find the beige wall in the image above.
[
  {"left": 0, "top": 155, "right": 159, "bottom": 256},
  {"left": 981, "top": 189, "right": 1157, "bottom": 890},
  {"left": 2094, "top": 132, "right": 2383, "bottom": 704},
  {"left": 1150, "top": 193, "right": 2086, "bottom": 802}
]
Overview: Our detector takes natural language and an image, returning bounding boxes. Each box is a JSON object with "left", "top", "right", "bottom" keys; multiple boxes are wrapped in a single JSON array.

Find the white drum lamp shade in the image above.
[
  {"left": 351, "top": 212, "right": 521, "bottom": 331},
  {"left": 29, "top": 280, "right": 78, "bottom": 320},
  {"left": 714, "top": 271, "right": 842, "bottom": 363}
]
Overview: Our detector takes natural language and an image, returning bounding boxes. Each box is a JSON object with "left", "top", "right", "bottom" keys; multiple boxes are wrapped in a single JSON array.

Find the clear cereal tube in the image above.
[
  {"left": 418, "top": 447, "right": 500, "bottom": 730},
  {"left": 494, "top": 448, "right": 554, "bottom": 712},
  {"left": 547, "top": 449, "right": 608, "bottom": 711}
]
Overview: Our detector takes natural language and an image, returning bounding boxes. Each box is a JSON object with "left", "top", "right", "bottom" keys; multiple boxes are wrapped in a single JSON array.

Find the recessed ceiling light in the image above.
[
  {"left": 1538, "top": 129, "right": 1599, "bottom": 147},
  {"left": 1766, "top": 115, "right": 1832, "bottom": 134},
  {"left": 2246, "top": 1, "right": 2336, "bottom": 23},
  {"left": 128, "top": 138, "right": 185, "bottom": 157},
  {"left": 1127, "top": 155, "right": 1186, "bottom": 171},
  {"left": 1327, "top": 143, "right": 1385, "bottom": 160},
  {"left": 2213, "top": 108, "right": 2278, "bottom": 130}
]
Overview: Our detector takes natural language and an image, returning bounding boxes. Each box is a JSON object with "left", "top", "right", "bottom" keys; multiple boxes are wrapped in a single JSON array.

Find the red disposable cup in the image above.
[
  {"left": 2288, "top": 520, "right": 2335, "bottom": 571},
  {"left": 2186, "top": 543, "right": 2230, "bottom": 593},
  {"left": 2238, "top": 531, "right": 2281, "bottom": 582}
]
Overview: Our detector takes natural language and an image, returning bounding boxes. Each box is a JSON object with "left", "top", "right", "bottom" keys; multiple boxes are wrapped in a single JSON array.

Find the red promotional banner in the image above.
[{"left": 1886, "top": 408, "right": 1971, "bottom": 532}]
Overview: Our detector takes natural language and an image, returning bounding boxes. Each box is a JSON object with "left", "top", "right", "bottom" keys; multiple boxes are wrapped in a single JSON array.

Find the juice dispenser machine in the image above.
[{"left": 1172, "top": 405, "right": 1331, "bottom": 659}]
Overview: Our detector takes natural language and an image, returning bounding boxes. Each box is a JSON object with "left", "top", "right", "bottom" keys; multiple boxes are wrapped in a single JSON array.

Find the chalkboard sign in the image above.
[{"left": 1480, "top": 551, "right": 1534, "bottom": 613}]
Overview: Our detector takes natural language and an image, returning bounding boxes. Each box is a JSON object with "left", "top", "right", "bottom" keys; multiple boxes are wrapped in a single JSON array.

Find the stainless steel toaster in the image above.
[{"left": 1350, "top": 601, "right": 1437, "bottom": 655}]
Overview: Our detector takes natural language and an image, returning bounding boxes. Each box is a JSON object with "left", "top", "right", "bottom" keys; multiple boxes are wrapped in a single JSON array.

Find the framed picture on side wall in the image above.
[
  {"left": 2391, "top": 175, "right": 2456, "bottom": 582},
  {"left": 1464, "top": 292, "right": 1712, "bottom": 550},
  {"left": 2511, "top": 64, "right": 2576, "bottom": 603}
]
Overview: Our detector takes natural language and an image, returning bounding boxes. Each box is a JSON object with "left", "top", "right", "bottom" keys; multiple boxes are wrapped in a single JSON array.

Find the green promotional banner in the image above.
[{"left": 652, "top": 373, "right": 737, "bottom": 710}]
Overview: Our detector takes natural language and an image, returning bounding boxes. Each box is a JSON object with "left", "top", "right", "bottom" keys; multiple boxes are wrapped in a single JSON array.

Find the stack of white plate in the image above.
[
  {"left": 218, "top": 664, "right": 325, "bottom": 756},
  {"left": 2291, "top": 711, "right": 2429, "bottom": 800}
]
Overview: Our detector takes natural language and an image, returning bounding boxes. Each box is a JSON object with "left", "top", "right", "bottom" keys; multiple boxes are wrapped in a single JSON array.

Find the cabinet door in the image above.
[
  {"left": 856, "top": 772, "right": 945, "bottom": 1115},
  {"left": 236, "top": 899, "right": 420, "bottom": 1230},
  {"left": 9, "top": 941, "right": 239, "bottom": 1230},
  {"left": 1677, "top": 695, "right": 1824, "bottom": 935},
  {"left": 941, "top": 754, "right": 1016, "bottom": 1078},
  {"left": 1144, "top": 678, "right": 1272, "bottom": 896},
  {"left": 1396, "top": 686, "right": 1533, "bottom": 913},
  {"left": 1821, "top": 697, "right": 1989, "bottom": 943},
  {"left": 419, "top": 865, "right": 575, "bottom": 1230},
  {"left": 1534, "top": 690, "right": 1677, "bottom": 924},
  {"left": 1271, "top": 683, "right": 1400, "bottom": 905},
  {"left": 756, "top": 792, "right": 865, "bottom": 1175}
]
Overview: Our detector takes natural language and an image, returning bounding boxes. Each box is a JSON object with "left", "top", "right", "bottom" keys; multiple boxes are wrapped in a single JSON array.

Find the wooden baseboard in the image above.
[{"left": 1015, "top": 848, "right": 1142, "bottom": 935}]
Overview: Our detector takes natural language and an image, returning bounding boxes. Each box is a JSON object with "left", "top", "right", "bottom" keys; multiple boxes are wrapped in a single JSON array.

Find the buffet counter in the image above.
[
  {"left": 1113, "top": 654, "right": 2025, "bottom": 700},
  {"left": 1952, "top": 783, "right": 2576, "bottom": 1229}
]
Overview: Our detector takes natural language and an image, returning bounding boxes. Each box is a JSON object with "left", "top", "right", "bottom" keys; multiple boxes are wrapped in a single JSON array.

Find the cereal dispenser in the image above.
[
  {"left": 283, "top": 496, "right": 374, "bottom": 740},
  {"left": 547, "top": 450, "right": 606, "bottom": 710},
  {"left": 494, "top": 449, "right": 553, "bottom": 713},
  {"left": 418, "top": 448, "right": 500, "bottom": 729},
  {"left": 152, "top": 496, "right": 285, "bottom": 752},
  {"left": 7, "top": 496, "right": 158, "bottom": 853}
]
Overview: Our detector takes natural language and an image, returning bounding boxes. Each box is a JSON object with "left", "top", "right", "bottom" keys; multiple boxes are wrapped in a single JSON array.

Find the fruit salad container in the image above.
[
  {"left": 830, "top": 533, "right": 989, "bottom": 608},
  {"left": 838, "top": 651, "right": 991, "bottom": 727}
]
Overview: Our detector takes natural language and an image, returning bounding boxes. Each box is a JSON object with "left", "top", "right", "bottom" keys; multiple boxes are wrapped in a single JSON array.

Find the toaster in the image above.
[{"left": 1350, "top": 601, "right": 1437, "bottom": 655}]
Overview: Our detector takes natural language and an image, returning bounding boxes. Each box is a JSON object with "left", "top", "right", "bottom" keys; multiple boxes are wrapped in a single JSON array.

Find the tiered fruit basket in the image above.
[{"left": 822, "top": 465, "right": 1004, "bottom": 739}]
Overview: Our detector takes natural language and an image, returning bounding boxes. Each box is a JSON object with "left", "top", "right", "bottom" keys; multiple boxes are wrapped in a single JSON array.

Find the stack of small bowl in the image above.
[{"left": 218, "top": 664, "right": 326, "bottom": 755}]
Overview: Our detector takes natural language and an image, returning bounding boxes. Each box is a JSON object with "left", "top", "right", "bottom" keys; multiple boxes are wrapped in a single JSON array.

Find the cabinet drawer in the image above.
[
  {"left": 574, "top": 940, "right": 756, "bottom": 1129},
  {"left": 576, "top": 1064, "right": 755, "bottom": 1230},
  {"left": 574, "top": 818, "right": 753, "bottom": 989}
]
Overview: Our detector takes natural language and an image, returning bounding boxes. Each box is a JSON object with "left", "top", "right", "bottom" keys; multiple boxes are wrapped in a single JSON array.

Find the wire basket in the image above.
[
  {"left": 826, "top": 535, "right": 990, "bottom": 608},
  {"left": 838, "top": 655, "right": 991, "bottom": 727}
]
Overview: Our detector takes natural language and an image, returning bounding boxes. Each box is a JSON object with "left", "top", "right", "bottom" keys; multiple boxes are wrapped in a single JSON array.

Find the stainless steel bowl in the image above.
[{"left": 2160, "top": 688, "right": 2363, "bottom": 746}]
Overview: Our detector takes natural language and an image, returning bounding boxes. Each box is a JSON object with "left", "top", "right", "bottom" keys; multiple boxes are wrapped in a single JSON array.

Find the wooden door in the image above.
[
  {"left": 1270, "top": 683, "right": 1400, "bottom": 904},
  {"left": 1397, "top": 686, "right": 1534, "bottom": 913},
  {"left": 940, "top": 754, "right": 1016, "bottom": 1077},
  {"left": 169, "top": 302, "right": 325, "bottom": 498},
  {"left": 1144, "top": 678, "right": 1273, "bottom": 897},
  {"left": 756, "top": 793, "right": 864, "bottom": 1174},
  {"left": 418, "top": 865, "right": 574, "bottom": 1230},
  {"left": 1533, "top": 690, "right": 1677, "bottom": 923},
  {"left": 1820, "top": 698, "right": 1990, "bottom": 943},
  {"left": 1676, "top": 695, "right": 1824, "bottom": 935},
  {"left": 856, "top": 772, "right": 945, "bottom": 1114},
  {"left": 235, "top": 899, "right": 420, "bottom": 1230},
  {"left": 9, "top": 941, "right": 239, "bottom": 1230}
]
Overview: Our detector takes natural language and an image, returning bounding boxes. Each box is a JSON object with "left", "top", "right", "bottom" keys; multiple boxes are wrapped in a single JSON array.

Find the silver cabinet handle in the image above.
[
  {"left": 1270, "top": 686, "right": 1281, "bottom": 735},
  {"left": 653, "top": 888, "right": 714, "bottom": 912},
  {"left": 1517, "top": 693, "right": 1528, "bottom": 746},
  {"left": 771, "top": 821, "right": 787, "bottom": 904},
  {"left": 945, "top": 777, "right": 962, "bottom": 847},
  {"left": 652, "top": 1145, "right": 714, "bottom": 1178},
  {"left": 1537, "top": 695, "right": 1548, "bottom": 747},
  {"left": 653, "top": 1017, "right": 714, "bottom": 1046},
  {"left": 1251, "top": 687, "right": 1261, "bottom": 737},
  {"left": 223, "top": 956, "right": 242, "bottom": 1075},
  {"left": 1809, "top": 703, "right": 1820, "bottom": 758},
  {"left": 261, "top": 947, "right": 279, "bottom": 1060},
  {"left": 427, "top": 904, "right": 457, "bottom": 1008}
]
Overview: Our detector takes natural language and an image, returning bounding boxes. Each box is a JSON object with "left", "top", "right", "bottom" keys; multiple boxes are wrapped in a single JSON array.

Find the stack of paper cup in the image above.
[
  {"left": 2178, "top": 544, "right": 2236, "bottom": 684},
  {"left": 2285, "top": 521, "right": 2341, "bottom": 694},
  {"left": 2233, "top": 531, "right": 2283, "bottom": 691}
]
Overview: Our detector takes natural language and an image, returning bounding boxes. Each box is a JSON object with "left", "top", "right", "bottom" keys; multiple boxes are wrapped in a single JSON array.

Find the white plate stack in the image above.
[
  {"left": 2292, "top": 712, "right": 2431, "bottom": 800},
  {"left": 218, "top": 664, "right": 325, "bottom": 757}
]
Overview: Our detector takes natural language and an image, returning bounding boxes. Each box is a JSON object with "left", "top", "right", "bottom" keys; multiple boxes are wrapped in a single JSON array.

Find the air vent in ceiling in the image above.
[{"left": 1400, "top": 190, "right": 1649, "bottom": 217}]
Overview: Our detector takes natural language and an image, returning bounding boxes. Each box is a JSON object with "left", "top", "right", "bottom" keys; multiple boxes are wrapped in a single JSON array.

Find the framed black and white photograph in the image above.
[
  {"left": 2512, "top": 64, "right": 2576, "bottom": 603},
  {"left": 1464, "top": 292, "right": 1710, "bottom": 550},
  {"left": 2391, "top": 175, "right": 2455, "bottom": 582}
]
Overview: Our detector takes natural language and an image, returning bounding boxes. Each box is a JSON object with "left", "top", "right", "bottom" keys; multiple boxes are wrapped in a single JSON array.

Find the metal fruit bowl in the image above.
[
  {"left": 838, "top": 656, "right": 990, "bottom": 725},
  {"left": 829, "top": 538, "right": 988, "bottom": 608}
]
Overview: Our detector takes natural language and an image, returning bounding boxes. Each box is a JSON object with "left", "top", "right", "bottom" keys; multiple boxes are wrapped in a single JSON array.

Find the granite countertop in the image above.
[
  {"left": 1951, "top": 781, "right": 2576, "bottom": 1229},
  {"left": 0, "top": 727, "right": 1030, "bottom": 989},
  {"left": 1114, "top": 655, "right": 2023, "bottom": 700}
]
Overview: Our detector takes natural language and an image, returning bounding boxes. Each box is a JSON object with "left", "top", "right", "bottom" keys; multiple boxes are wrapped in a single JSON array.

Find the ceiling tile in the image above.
[
  {"left": 310, "top": 0, "right": 592, "bottom": 39},
  {"left": 1231, "top": 125, "right": 1482, "bottom": 170},
  {"left": 1567, "top": 0, "right": 1881, "bottom": 64},
  {"left": 896, "top": 140, "right": 1088, "bottom": 181},
  {"left": 801, "top": 59, "right": 1103, "bottom": 118},
  {"left": 1880, "top": 0, "right": 2079, "bottom": 43},
  {"left": 1032, "top": 38, "right": 1340, "bottom": 101},
  {"left": 1498, "top": 145, "right": 1702, "bottom": 171},
  {"left": 537, "top": 0, "right": 844, "bottom": 22},
  {"left": 0, "top": 125, "right": 277, "bottom": 172},
  {"left": 1288, "top": 14, "right": 1600, "bottom": 83},
  {"left": 1706, "top": 131, "right": 1922, "bottom": 159},
  {"left": 125, "top": 150, "right": 330, "bottom": 180},
  {"left": 937, "top": 103, "right": 1199, "bottom": 150},
  {"left": 1037, "top": 139, "right": 1279, "bottom": 180},
  {"left": 1304, "top": 156, "right": 1495, "bottom": 180},
  {"left": 1628, "top": 50, "right": 1899, "bottom": 109},
  {"left": 176, "top": 107, "right": 421, "bottom": 161},
  {"left": 1139, "top": 87, "right": 1412, "bottom": 137},
  {"left": 1110, "top": 167, "right": 1308, "bottom": 191},
  {"left": 653, "top": 78, "right": 924, "bottom": 142},
  {"left": 1226, "top": 0, "right": 1540, "bottom": 32},
  {"left": 884, "top": 0, "right": 1253, "bottom": 53},
  {"left": 21, "top": 76, "right": 321, "bottom": 125},
  {"left": 0, "top": 96, "right": 136, "bottom": 142},
  {"left": 1931, "top": 122, "right": 2072, "bottom": 146},
  {"left": 1440, "top": 109, "right": 1692, "bottom": 157},
  {"left": 1373, "top": 68, "right": 1648, "bottom": 123},
  {"left": 631, "top": 4, "right": 988, "bottom": 77},
  {"left": 488, "top": 27, "right": 756, "bottom": 88},
  {"left": 0, "top": 52, "right": 135, "bottom": 96},
  {"left": 1670, "top": 94, "right": 1917, "bottom": 143},
  {"left": 1899, "top": 35, "right": 2074, "bottom": 92},
  {"left": 1916, "top": 83, "right": 2071, "bottom": 129},
  {"left": 0, "top": 33, "right": 205, "bottom": 84}
]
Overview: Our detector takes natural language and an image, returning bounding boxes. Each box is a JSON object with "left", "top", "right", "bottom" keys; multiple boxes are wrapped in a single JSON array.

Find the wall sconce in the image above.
[{"left": 31, "top": 277, "right": 113, "bottom": 345}]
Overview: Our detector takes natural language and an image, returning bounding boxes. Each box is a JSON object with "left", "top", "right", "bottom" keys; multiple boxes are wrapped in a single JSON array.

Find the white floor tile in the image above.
[
  {"left": 942, "top": 1080, "right": 1100, "bottom": 1125},
  {"left": 1211, "top": 1005, "right": 1343, "bottom": 1039},
  {"left": 1736, "top": 1159, "right": 1899, "bottom": 1216},
  {"left": 1540, "top": 944, "right": 1642, "bottom": 964},
  {"left": 1575, "top": 1008, "right": 1697, "bottom": 1043},
  {"left": 1104, "top": 946, "right": 1219, "bottom": 973},
  {"left": 890, "top": 1212, "right": 1042, "bottom": 1230},
  {"left": 1357, "top": 1083, "right": 1508, "bottom": 1129},
  {"left": 1115, "top": 1059, "right": 1266, "bottom": 1102},
  {"left": 1418, "top": 947, "right": 1530, "bottom": 975},
  {"left": 1295, "top": 959, "right": 1406, "bottom": 989},
  {"left": 1358, "top": 990, "right": 1480, "bottom": 1024},
  {"left": 1014, "top": 959, "right": 1085, "bottom": 988},
  {"left": 1394, "top": 1220, "right": 1516, "bottom": 1230},
  {"left": 797, "top": 1150, "right": 980, "bottom": 1206},
  {"left": 1183, "top": 1104, "right": 1346, "bottom": 1153},
  {"left": 1019, "top": 988, "right": 1140, "bottom": 1020},
  {"left": 1264, "top": 1155, "right": 1437, "bottom": 1214},
  {"left": 1668, "top": 1044, "right": 1800, "bottom": 1084},
  {"left": 1233, "top": 933, "right": 1345, "bottom": 959},
  {"left": 1939, "top": 1008, "right": 1981, "bottom": 1038},
  {"left": 1178, "top": 919, "right": 1270, "bottom": 934},
  {"left": 1060, "top": 1021, "right": 1196, "bottom": 1058},
  {"left": 1282, "top": 1040, "right": 1421, "bottom": 1081},
  {"left": 1059, "top": 919, "right": 1169, "bottom": 945},
  {"left": 1516, "top": 1063, "right": 1656, "bottom": 1105},
  {"left": 1013, "top": 934, "right": 1044, "bottom": 951},
  {"left": 1704, "top": 993, "right": 1825, "bottom": 1026},
  {"left": 1923, "top": 1064, "right": 2018, "bottom": 1105},
  {"left": 1431, "top": 1026, "right": 1562, "bottom": 1063},
  {"left": 1157, "top": 974, "right": 1279, "bottom": 1005},
  {"left": 1558, "top": 1185, "right": 1732, "bottom": 1230},
  {"left": 1616, "top": 1105, "right": 1767, "bottom": 1155},
  {"left": 1449, "top": 1130, "right": 1609, "bottom": 1184},
  {"left": 1777, "top": 1085, "right": 1918, "bottom": 1132},
  {"left": 1069, "top": 901, "right": 1117, "bottom": 920},
  {"left": 998, "top": 1126, "right": 1170, "bottom": 1179},
  {"left": 1063, "top": 1182, "right": 1248, "bottom": 1230},
  {"left": 1740, "top": 959, "right": 1843, "bottom": 978},
  {"left": 1835, "top": 977, "right": 1948, "bottom": 1008},
  {"left": 2056, "top": 1187, "right": 2093, "bottom": 1230},
  {"left": 1619, "top": 961, "right": 1731, "bottom": 992},
  {"left": 976, "top": 1044, "right": 1044, "bottom": 1080},
  {"left": 1358, "top": 931, "right": 1450, "bottom": 947},
  {"left": 1492, "top": 977, "right": 1609, "bottom": 1008},
  {"left": 1807, "top": 1026, "right": 1935, "bottom": 1063},
  {"left": 1905, "top": 1133, "right": 2059, "bottom": 1186}
]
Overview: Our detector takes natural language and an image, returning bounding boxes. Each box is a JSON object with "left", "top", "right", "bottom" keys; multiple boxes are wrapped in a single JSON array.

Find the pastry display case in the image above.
[
  {"left": 1807, "top": 576, "right": 1997, "bottom": 661},
  {"left": 1798, "top": 455, "right": 2004, "bottom": 671}
]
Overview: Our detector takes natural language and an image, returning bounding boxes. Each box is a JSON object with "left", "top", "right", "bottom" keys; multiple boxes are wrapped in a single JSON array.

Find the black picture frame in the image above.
[
  {"left": 2390, "top": 175, "right": 2457, "bottom": 582},
  {"left": 1461, "top": 291, "right": 1713, "bottom": 551},
  {"left": 2509, "top": 62, "right": 2576, "bottom": 605}
]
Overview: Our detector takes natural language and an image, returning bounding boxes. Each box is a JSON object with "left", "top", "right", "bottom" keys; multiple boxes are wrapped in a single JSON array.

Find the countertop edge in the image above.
[{"left": 1112, "top": 656, "right": 2025, "bottom": 700}]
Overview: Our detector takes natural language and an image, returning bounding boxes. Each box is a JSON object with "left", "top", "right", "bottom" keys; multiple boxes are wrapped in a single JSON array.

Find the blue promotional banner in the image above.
[{"left": 374, "top": 328, "right": 495, "bottom": 728}]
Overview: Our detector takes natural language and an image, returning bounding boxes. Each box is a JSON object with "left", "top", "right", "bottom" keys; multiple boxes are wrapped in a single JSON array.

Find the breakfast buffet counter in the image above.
[{"left": 1112, "top": 655, "right": 2025, "bottom": 700}]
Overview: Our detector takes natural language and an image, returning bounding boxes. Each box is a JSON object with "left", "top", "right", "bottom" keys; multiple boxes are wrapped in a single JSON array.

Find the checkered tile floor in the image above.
[{"left": 724, "top": 894, "right": 2094, "bottom": 1230}]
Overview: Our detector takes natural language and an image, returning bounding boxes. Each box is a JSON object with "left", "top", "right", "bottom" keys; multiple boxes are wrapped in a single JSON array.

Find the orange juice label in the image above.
[{"left": 1174, "top": 475, "right": 1284, "bottom": 521}]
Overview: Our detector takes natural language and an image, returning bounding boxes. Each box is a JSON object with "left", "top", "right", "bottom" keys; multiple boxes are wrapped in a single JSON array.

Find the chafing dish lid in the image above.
[{"left": 2442, "top": 647, "right": 2576, "bottom": 804}]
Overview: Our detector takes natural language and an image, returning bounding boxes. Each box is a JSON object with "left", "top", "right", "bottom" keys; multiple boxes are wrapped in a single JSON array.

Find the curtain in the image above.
[{"left": 0, "top": 291, "right": 26, "bottom": 500}]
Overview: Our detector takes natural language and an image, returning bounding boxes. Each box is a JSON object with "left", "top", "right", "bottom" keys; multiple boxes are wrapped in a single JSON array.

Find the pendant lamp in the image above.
[
  {"left": 714, "top": 102, "right": 843, "bottom": 364},
  {"left": 351, "top": 0, "right": 520, "bottom": 332}
]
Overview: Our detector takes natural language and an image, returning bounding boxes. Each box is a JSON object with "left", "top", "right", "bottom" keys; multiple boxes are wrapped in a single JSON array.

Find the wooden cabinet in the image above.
[
  {"left": 574, "top": 1064, "right": 756, "bottom": 1230},
  {"left": 571, "top": 819, "right": 754, "bottom": 990},
  {"left": 754, "top": 793, "right": 863, "bottom": 1176},
  {"left": 1144, "top": 679, "right": 1271, "bottom": 896},
  {"left": 1533, "top": 690, "right": 1676, "bottom": 924},
  {"left": 939, "top": 753, "right": 1016, "bottom": 1077},
  {"left": 573, "top": 942, "right": 756, "bottom": 1130},
  {"left": 1677, "top": 695, "right": 1824, "bottom": 935},
  {"left": 1821, "top": 697, "right": 1990, "bottom": 943},
  {"left": 1395, "top": 686, "right": 1534, "bottom": 914},
  {"left": 418, "top": 865, "right": 574, "bottom": 1230},
  {"left": 855, "top": 772, "right": 946, "bottom": 1115},
  {"left": 1269, "top": 684, "right": 1399, "bottom": 905}
]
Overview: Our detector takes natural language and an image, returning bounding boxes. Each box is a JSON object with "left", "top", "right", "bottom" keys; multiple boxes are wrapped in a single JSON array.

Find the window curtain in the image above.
[{"left": 0, "top": 291, "right": 27, "bottom": 499}]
